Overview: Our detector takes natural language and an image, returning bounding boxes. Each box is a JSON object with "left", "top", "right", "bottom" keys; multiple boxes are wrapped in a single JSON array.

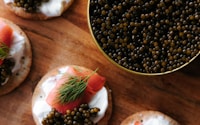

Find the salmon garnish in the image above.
[
  {"left": 46, "top": 66, "right": 105, "bottom": 114},
  {"left": 0, "top": 19, "right": 13, "bottom": 65}
]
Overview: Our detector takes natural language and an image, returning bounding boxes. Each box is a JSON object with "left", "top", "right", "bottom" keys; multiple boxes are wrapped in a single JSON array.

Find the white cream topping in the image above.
[
  {"left": 89, "top": 87, "right": 108, "bottom": 123},
  {"left": 131, "top": 116, "right": 171, "bottom": 125},
  {"left": 4, "top": 0, "right": 71, "bottom": 17},
  {"left": 3, "top": 0, "right": 13, "bottom": 3},
  {"left": 9, "top": 31, "right": 25, "bottom": 73},
  {"left": 39, "top": 0, "right": 71, "bottom": 17},
  {"left": 1, "top": 31, "right": 25, "bottom": 85},
  {"left": 32, "top": 67, "right": 108, "bottom": 124}
]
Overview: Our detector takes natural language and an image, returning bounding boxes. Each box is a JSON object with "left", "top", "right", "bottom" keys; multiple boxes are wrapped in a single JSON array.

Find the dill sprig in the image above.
[
  {"left": 58, "top": 68, "right": 98, "bottom": 104},
  {"left": 0, "top": 42, "right": 9, "bottom": 60}
]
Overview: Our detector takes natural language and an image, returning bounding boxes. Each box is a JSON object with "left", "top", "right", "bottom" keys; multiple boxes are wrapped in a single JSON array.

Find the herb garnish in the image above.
[
  {"left": 0, "top": 42, "right": 9, "bottom": 60},
  {"left": 58, "top": 68, "right": 98, "bottom": 104}
]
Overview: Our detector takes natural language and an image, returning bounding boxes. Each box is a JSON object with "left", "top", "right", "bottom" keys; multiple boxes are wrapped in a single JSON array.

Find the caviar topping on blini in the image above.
[
  {"left": 32, "top": 65, "right": 112, "bottom": 125},
  {"left": 0, "top": 18, "right": 32, "bottom": 95}
]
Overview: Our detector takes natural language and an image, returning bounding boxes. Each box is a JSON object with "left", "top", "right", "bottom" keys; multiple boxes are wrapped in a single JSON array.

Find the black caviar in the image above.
[
  {"left": 89, "top": 0, "right": 200, "bottom": 73},
  {"left": 42, "top": 104, "right": 100, "bottom": 125},
  {"left": 13, "top": 0, "right": 49, "bottom": 13},
  {"left": 0, "top": 59, "right": 15, "bottom": 85}
]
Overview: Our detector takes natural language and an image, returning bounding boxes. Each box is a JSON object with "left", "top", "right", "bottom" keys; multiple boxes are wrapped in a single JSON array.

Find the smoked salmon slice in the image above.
[
  {"left": 0, "top": 20, "right": 13, "bottom": 47},
  {"left": 46, "top": 66, "right": 105, "bottom": 114},
  {"left": 0, "top": 19, "right": 13, "bottom": 65}
]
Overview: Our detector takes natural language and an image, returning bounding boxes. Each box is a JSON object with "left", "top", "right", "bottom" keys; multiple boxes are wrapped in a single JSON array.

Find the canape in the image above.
[
  {"left": 32, "top": 65, "right": 112, "bottom": 125},
  {"left": 0, "top": 17, "right": 32, "bottom": 95},
  {"left": 4, "top": 0, "right": 74, "bottom": 20}
]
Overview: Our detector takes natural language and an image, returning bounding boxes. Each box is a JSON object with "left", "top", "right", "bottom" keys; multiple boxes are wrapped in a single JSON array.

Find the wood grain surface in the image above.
[{"left": 0, "top": 0, "right": 200, "bottom": 125}]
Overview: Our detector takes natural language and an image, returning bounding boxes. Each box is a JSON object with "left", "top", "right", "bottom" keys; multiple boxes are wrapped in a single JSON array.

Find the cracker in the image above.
[
  {"left": 4, "top": 0, "right": 74, "bottom": 20},
  {"left": 121, "top": 110, "right": 179, "bottom": 125},
  {"left": 0, "top": 17, "right": 32, "bottom": 95},
  {"left": 32, "top": 65, "right": 112, "bottom": 125}
]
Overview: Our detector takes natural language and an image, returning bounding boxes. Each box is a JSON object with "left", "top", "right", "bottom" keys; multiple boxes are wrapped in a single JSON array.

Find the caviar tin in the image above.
[{"left": 87, "top": 0, "right": 200, "bottom": 75}]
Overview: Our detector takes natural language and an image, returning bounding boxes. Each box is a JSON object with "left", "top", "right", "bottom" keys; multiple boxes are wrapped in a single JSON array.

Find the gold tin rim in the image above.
[{"left": 87, "top": 1, "right": 200, "bottom": 76}]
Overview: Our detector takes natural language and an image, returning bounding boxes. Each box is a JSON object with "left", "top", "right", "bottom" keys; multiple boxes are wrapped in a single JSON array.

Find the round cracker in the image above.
[
  {"left": 121, "top": 110, "right": 179, "bottom": 125},
  {"left": 4, "top": 0, "right": 74, "bottom": 20},
  {"left": 0, "top": 17, "right": 32, "bottom": 95},
  {"left": 32, "top": 65, "right": 112, "bottom": 125}
]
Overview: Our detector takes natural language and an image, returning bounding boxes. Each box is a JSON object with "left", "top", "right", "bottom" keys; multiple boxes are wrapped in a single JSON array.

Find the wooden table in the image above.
[{"left": 0, "top": 0, "right": 200, "bottom": 125}]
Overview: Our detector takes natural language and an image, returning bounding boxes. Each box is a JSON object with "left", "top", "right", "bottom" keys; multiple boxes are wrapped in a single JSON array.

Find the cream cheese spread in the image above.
[
  {"left": 1, "top": 31, "right": 25, "bottom": 85},
  {"left": 9, "top": 31, "right": 25, "bottom": 73},
  {"left": 39, "top": 0, "right": 71, "bottom": 17},
  {"left": 4, "top": 0, "right": 71, "bottom": 17},
  {"left": 131, "top": 116, "right": 171, "bottom": 125},
  {"left": 32, "top": 66, "right": 108, "bottom": 124}
]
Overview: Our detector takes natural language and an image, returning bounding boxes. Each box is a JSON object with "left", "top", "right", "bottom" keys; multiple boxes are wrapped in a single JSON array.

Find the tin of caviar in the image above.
[{"left": 87, "top": 0, "right": 200, "bottom": 75}]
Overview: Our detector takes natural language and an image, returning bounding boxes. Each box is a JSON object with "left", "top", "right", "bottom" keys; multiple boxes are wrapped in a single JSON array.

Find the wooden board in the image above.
[{"left": 0, "top": 0, "right": 200, "bottom": 125}]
